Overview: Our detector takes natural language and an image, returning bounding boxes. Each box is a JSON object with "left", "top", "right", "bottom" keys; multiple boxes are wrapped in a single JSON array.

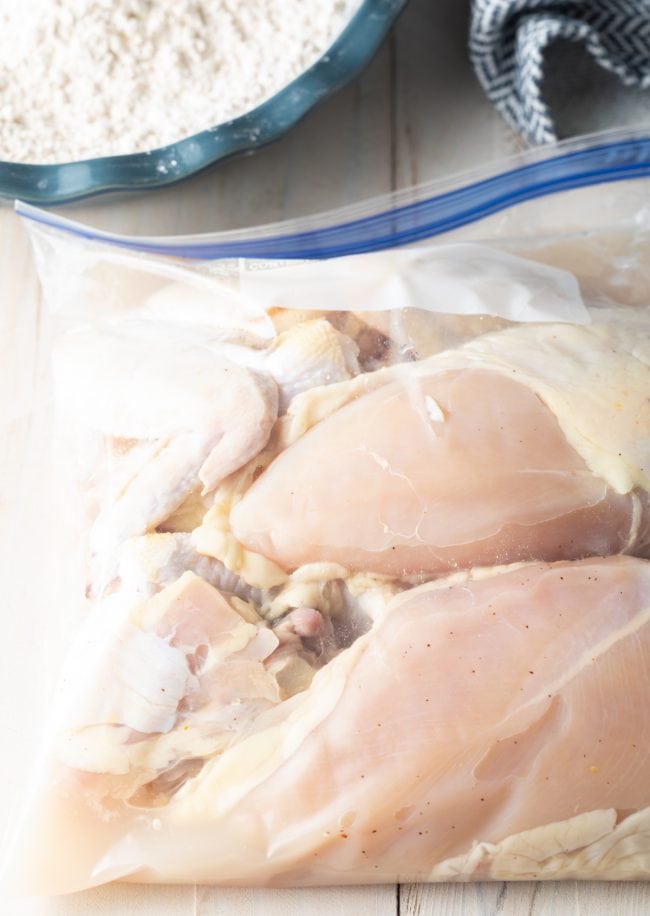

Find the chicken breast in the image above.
[
  {"left": 231, "top": 320, "right": 650, "bottom": 575},
  {"left": 12, "top": 556, "right": 650, "bottom": 892}
]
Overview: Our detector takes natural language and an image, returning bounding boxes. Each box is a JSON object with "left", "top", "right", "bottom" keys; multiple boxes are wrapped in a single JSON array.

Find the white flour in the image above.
[{"left": 0, "top": 0, "right": 359, "bottom": 164}]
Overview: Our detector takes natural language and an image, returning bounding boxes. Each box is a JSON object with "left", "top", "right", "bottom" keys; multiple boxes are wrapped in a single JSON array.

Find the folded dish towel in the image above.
[{"left": 469, "top": 0, "right": 650, "bottom": 144}]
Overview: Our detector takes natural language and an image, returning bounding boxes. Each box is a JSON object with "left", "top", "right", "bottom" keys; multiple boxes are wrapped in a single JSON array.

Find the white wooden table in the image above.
[{"left": 1, "top": 1, "right": 648, "bottom": 912}]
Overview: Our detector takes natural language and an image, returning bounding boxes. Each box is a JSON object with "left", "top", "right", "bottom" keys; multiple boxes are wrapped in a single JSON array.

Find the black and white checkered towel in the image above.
[{"left": 470, "top": 0, "right": 650, "bottom": 144}]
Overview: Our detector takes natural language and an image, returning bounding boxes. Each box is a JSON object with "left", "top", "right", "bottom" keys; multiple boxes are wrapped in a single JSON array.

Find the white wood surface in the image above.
[{"left": 1, "top": 0, "right": 648, "bottom": 913}]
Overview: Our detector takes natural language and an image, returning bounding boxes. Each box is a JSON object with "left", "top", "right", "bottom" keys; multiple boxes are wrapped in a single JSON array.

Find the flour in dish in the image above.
[{"left": 0, "top": 0, "right": 359, "bottom": 163}]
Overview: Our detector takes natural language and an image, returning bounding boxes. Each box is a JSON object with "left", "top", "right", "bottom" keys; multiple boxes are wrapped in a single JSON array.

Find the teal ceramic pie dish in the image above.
[{"left": 0, "top": 0, "right": 407, "bottom": 205}]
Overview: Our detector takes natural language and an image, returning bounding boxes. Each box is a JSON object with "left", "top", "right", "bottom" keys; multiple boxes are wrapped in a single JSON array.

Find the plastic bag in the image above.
[{"left": 5, "top": 129, "right": 650, "bottom": 895}]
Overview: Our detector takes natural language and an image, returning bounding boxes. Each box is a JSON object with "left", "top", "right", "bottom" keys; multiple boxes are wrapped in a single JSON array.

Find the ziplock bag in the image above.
[{"left": 4, "top": 129, "right": 650, "bottom": 894}]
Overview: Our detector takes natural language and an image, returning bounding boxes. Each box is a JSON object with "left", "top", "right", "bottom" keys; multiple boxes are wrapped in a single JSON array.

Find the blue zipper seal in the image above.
[{"left": 16, "top": 134, "right": 650, "bottom": 260}]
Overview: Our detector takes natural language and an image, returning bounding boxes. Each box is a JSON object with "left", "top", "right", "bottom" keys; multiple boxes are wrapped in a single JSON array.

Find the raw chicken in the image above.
[
  {"left": 55, "top": 316, "right": 362, "bottom": 583},
  {"left": 52, "top": 572, "right": 281, "bottom": 807},
  {"left": 54, "top": 322, "right": 279, "bottom": 570},
  {"left": 206, "top": 318, "right": 361, "bottom": 412},
  {"left": 116, "top": 535, "right": 343, "bottom": 690},
  {"left": 268, "top": 308, "right": 393, "bottom": 370},
  {"left": 17, "top": 264, "right": 650, "bottom": 896},
  {"left": 116, "top": 531, "right": 265, "bottom": 606},
  {"left": 12, "top": 556, "right": 650, "bottom": 892},
  {"left": 231, "top": 320, "right": 650, "bottom": 575}
]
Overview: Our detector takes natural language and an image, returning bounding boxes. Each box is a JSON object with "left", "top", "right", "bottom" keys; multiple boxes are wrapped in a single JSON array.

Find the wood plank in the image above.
[
  {"left": 11, "top": 885, "right": 196, "bottom": 916},
  {"left": 401, "top": 881, "right": 650, "bottom": 916},
  {"left": 12, "top": 884, "right": 398, "bottom": 916},
  {"left": 392, "top": 0, "right": 521, "bottom": 191},
  {"left": 401, "top": 882, "right": 509, "bottom": 916},
  {"left": 195, "top": 885, "right": 397, "bottom": 915}
]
